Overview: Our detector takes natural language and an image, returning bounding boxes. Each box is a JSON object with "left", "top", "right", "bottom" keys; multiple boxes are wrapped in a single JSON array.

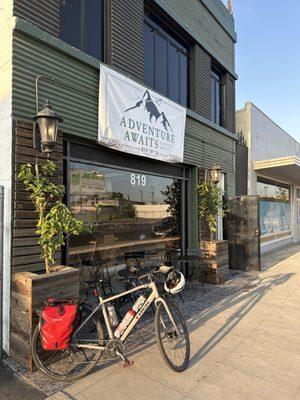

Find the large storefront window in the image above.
[
  {"left": 68, "top": 161, "right": 181, "bottom": 267},
  {"left": 257, "top": 178, "right": 291, "bottom": 240}
]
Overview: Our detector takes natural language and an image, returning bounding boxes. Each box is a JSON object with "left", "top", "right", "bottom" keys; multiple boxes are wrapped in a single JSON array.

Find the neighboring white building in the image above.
[{"left": 237, "top": 102, "right": 300, "bottom": 253}]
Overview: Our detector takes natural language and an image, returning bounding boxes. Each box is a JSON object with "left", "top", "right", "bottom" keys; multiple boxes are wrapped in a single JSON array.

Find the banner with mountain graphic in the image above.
[{"left": 98, "top": 65, "right": 186, "bottom": 163}]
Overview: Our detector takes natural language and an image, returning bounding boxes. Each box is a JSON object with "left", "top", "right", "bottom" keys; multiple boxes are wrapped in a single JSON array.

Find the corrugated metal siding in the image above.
[
  {"left": 13, "top": 0, "right": 59, "bottom": 37},
  {"left": 12, "top": 30, "right": 236, "bottom": 194},
  {"left": 184, "top": 116, "right": 234, "bottom": 174},
  {"left": 13, "top": 32, "right": 99, "bottom": 140},
  {"left": 156, "top": 0, "right": 235, "bottom": 71},
  {"left": 190, "top": 44, "right": 211, "bottom": 120},
  {"left": 109, "top": 0, "right": 144, "bottom": 81}
]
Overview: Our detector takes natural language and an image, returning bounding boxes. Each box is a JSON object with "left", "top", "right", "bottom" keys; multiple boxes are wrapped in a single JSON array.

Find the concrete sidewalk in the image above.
[{"left": 48, "top": 246, "right": 300, "bottom": 400}]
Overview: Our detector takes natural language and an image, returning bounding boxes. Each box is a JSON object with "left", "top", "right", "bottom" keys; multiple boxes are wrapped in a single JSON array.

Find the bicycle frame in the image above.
[{"left": 73, "top": 280, "right": 177, "bottom": 351}]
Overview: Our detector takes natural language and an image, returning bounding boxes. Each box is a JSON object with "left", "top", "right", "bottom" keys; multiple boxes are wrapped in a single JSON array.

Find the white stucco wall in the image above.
[
  {"left": 0, "top": 1, "right": 13, "bottom": 353},
  {"left": 237, "top": 102, "right": 300, "bottom": 252}
]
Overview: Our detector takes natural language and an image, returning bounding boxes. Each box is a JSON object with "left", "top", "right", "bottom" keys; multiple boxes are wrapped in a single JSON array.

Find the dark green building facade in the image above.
[{"left": 0, "top": 0, "right": 237, "bottom": 352}]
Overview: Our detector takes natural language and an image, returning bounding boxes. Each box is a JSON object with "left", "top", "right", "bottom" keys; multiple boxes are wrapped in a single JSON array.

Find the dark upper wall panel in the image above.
[
  {"left": 190, "top": 44, "right": 211, "bottom": 120},
  {"left": 107, "top": 0, "right": 144, "bottom": 82},
  {"left": 224, "top": 72, "right": 236, "bottom": 133},
  {"left": 13, "top": 0, "right": 60, "bottom": 37}
]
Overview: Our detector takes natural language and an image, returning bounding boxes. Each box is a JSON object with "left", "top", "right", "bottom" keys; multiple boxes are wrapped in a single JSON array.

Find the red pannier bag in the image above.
[{"left": 40, "top": 299, "right": 79, "bottom": 350}]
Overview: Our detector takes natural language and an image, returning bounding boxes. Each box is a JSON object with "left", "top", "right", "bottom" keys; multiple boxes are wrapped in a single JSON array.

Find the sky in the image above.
[{"left": 223, "top": 0, "right": 300, "bottom": 141}]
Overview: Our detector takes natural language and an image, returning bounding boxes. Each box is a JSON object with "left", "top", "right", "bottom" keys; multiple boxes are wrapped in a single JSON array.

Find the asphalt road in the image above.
[{"left": 0, "top": 361, "right": 45, "bottom": 400}]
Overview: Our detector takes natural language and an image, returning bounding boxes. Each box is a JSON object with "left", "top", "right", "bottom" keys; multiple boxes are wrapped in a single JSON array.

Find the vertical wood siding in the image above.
[{"left": 13, "top": 120, "right": 63, "bottom": 273}]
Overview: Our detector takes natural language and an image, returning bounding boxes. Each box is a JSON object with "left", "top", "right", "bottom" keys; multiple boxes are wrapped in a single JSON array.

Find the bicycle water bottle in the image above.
[
  {"left": 107, "top": 304, "right": 118, "bottom": 327},
  {"left": 114, "top": 295, "right": 147, "bottom": 338},
  {"left": 114, "top": 309, "right": 135, "bottom": 338},
  {"left": 132, "top": 295, "right": 146, "bottom": 312}
]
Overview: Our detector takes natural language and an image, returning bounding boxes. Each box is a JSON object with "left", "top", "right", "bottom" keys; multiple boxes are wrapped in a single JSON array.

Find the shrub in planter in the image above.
[
  {"left": 18, "top": 160, "right": 83, "bottom": 273},
  {"left": 10, "top": 160, "right": 83, "bottom": 370},
  {"left": 197, "top": 181, "right": 229, "bottom": 284}
]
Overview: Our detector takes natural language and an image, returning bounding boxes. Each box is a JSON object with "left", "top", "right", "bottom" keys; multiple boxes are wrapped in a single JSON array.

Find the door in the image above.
[{"left": 226, "top": 195, "right": 261, "bottom": 271}]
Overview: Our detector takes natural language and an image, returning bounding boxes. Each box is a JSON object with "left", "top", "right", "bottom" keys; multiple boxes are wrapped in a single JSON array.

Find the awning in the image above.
[{"left": 254, "top": 156, "right": 300, "bottom": 185}]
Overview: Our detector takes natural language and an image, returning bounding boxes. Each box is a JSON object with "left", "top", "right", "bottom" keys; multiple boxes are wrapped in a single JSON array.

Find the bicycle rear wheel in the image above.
[
  {"left": 155, "top": 301, "right": 190, "bottom": 372},
  {"left": 32, "top": 309, "right": 104, "bottom": 381}
]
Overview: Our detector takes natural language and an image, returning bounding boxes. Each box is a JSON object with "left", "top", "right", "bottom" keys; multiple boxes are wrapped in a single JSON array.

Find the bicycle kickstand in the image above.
[{"left": 116, "top": 350, "right": 134, "bottom": 368}]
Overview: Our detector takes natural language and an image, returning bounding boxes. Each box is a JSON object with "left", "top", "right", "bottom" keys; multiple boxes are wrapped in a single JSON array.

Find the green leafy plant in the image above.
[
  {"left": 18, "top": 160, "right": 83, "bottom": 273},
  {"left": 198, "top": 181, "right": 229, "bottom": 241},
  {"left": 162, "top": 181, "right": 181, "bottom": 223},
  {"left": 161, "top": 181, "right": 181, "bottom": 234}
]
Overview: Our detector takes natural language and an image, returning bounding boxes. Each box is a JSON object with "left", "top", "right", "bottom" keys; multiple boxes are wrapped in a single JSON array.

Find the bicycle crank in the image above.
[{"left": 106, "top": 339, "right": 134, "bottom": 367}]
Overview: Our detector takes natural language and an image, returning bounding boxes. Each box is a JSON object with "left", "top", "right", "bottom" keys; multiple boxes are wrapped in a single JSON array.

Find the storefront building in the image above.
[
  {"left": 236, "top": 102, "right": 300, "bottom": 253},
  {"left": 0, "top": 0, "right": 237, "bottom": 353}
]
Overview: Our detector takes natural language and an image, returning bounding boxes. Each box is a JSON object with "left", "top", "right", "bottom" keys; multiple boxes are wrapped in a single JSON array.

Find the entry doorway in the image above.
[{"left": 226, "top": 195, "right": 261, "bottom": 271}]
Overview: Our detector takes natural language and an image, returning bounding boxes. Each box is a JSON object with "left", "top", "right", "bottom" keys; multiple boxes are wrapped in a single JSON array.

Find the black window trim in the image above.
[
  {"left": 144, "top": 15, "right": 190, "bottom": 107},
  {"left": 59, "top": 0, "right": 104, "bottom": 61}
]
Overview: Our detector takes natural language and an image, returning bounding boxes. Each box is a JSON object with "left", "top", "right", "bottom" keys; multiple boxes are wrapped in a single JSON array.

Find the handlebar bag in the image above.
[{"left": 40, "top": 299, "right": 78, "bottom": 350}]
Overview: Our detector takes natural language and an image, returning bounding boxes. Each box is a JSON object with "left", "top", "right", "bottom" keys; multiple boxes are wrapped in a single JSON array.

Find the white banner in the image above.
[{"left": 98, "top": 65, "right": 186, "bottom": 163}]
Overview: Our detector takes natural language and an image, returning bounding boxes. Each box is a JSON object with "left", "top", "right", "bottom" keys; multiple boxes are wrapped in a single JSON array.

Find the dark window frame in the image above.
[
  {"left": 144, "top": 15, "right": 190, "bottom": 107},
  {"left": 59, "top": 0, "right": 104, "bottom": 60},
  {"left": 211, "top": 66, "right": 224, "bottom": 126}
]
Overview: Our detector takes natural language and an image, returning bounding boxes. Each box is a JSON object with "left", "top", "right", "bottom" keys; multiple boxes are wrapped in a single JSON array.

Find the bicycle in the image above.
[{"left": 31, "top": 265, "right": 190, "bottom": 381}]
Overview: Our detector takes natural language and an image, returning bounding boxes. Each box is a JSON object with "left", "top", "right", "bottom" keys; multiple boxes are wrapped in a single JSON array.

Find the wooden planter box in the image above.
[
  {"left": 199, "top": 240, "right": 229, "bottom": 284},
  {"left": 10, "top": 266, "right": 79, "bottom": 371}
]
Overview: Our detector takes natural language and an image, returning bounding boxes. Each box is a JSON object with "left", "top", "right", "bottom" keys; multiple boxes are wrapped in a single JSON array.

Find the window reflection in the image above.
[
  {"left": 69, "top": 162, "right": 181, "bottom": 267},
  {"left": 257, "top": 179, "right": 291, "bottom": 240}
]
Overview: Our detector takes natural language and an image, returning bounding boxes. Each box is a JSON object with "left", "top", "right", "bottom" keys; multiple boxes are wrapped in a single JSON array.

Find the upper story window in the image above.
[
  {"left": 144, "top": 17, "right": 189, "bottom": 107},
  {"left": 211, "top": 68, "right": 223, "bottom": 126},
  {"left": 59, "top": 0, "right": 103, "bottom": 60}
]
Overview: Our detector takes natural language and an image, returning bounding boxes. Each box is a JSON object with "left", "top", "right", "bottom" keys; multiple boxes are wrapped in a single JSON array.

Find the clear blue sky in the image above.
[{"left": 225, "top": 0, "right": 300, "bottom": 140}]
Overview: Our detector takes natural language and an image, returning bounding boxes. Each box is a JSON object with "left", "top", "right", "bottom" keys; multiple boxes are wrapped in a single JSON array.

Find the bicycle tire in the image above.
[
  {"left": 32, "top": 312, "right": 104, "bottom": 381},
  {"left": 155, "top": 301, "right": 190, "bottom": 372}
]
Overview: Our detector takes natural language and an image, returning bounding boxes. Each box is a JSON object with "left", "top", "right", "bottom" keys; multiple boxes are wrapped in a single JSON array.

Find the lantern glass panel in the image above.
[
  {"left": 211, "top": 168, "right": 220, "bottom": 184},
  {"left": 38, "top": 118, "right": 58, "bottom": 143}
]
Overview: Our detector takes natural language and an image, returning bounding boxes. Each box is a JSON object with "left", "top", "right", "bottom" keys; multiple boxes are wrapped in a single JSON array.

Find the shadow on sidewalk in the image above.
[
  {"left": 261, "top": 244, "right": 300, "bottom": 270},
  {"left": 187, "top": 272, "right": 294, "bottom": 368}
]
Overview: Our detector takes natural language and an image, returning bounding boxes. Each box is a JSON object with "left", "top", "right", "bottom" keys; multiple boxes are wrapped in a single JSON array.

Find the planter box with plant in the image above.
[
  {"left": 11, "top": 160, "right": 83, "bottom": 370},
  {"left": 198, "top": 180, "right": 229, "bottom": 285}
]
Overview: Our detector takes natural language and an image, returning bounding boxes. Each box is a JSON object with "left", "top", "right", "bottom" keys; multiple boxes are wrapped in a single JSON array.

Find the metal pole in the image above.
[{"left": 0, "top": 186, "right": 4, "bottom": 357}]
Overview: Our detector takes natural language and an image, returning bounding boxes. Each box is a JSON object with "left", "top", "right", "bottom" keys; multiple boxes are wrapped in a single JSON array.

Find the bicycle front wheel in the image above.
[
  {"left": 32, "top": 310, "right": 104, "bottom": 381},
  {"left": 155, "top": 301, "right": 190, "bottom": 372}
]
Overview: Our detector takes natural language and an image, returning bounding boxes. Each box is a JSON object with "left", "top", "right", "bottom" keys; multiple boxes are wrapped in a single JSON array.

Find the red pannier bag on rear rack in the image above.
[{"left": 40, "top": 298, "right": 79, "bottom": 351}]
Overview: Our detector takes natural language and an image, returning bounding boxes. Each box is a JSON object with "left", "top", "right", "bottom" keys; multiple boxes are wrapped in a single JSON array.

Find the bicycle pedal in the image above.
[{"left": 123, "top": 359, "right": 134, "bottom": 368}]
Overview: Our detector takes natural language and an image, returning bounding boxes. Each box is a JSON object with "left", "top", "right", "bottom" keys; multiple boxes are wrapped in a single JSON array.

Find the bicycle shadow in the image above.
[{"left": 185, "top": 272, "right": 294, "bottom": 368}]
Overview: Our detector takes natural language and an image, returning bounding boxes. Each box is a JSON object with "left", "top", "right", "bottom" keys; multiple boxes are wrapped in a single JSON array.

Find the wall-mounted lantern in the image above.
[
  {"left": 210, "top": 163, "right": 221, "bottom": 184},
  {"left": 33, "top": 99, "right": 63, "bottom": 154}
]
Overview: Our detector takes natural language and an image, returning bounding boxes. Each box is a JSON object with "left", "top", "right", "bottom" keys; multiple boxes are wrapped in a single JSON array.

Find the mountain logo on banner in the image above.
[{"left": 124, "top": 90, "right": 173, "bottom": 132}]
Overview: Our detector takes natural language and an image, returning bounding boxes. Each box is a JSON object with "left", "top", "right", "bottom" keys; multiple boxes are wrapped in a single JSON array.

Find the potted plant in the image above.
[
  {"left": 198, "top": 180, "right": 229, "bottom": 284},
  {"left": 11, "top": 160, "right": 83, "bottom": 370}
]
